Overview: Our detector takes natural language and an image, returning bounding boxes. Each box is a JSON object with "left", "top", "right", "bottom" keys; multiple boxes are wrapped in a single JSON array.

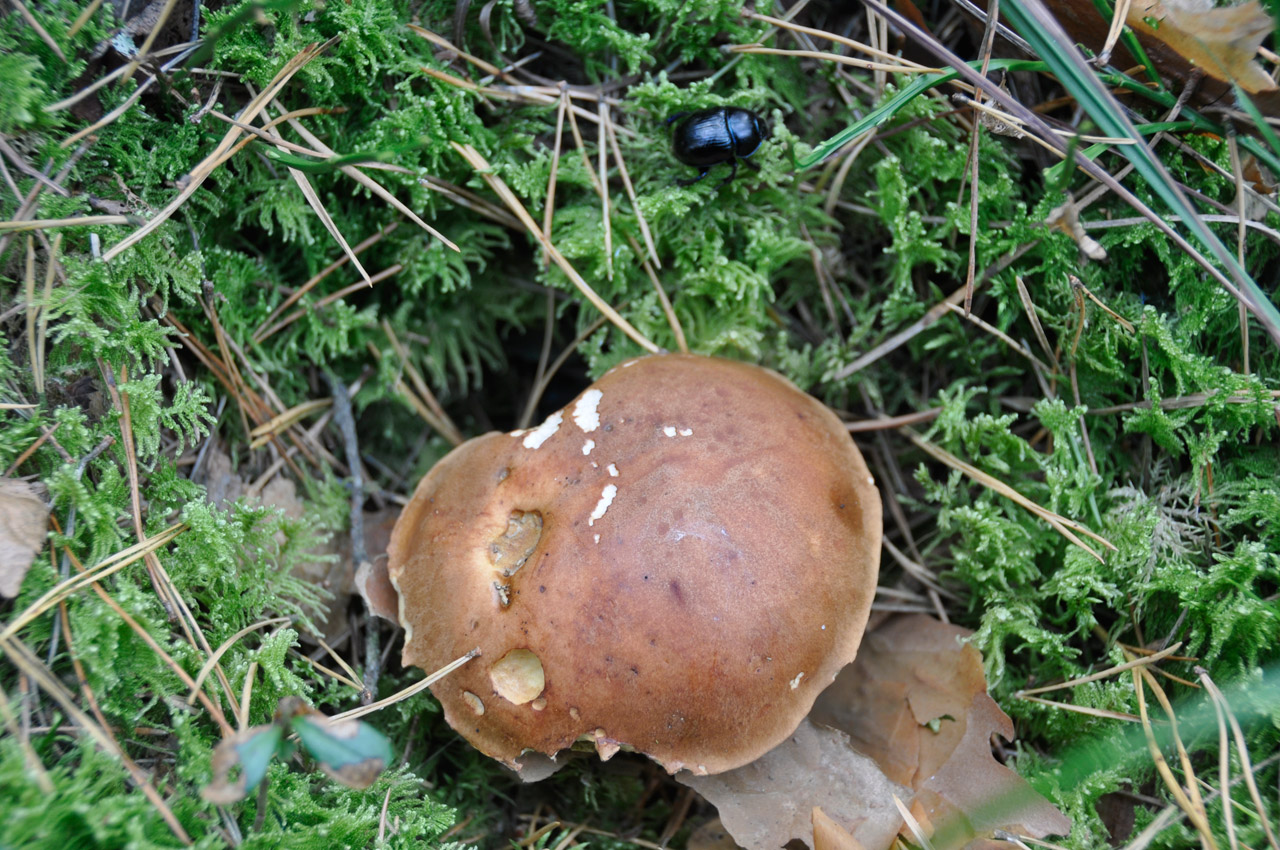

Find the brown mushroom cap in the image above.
[{"left": 387, "top": 353, "right": 881, "bottom": 775}]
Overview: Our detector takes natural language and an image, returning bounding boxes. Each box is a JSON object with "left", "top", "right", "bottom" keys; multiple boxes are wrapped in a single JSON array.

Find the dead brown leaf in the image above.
[
  {"left": 0, "top": 479, "right": 50, "bottom": 598},
  {"left": 811, "top": 615, "right": 1071, "bottom": 848},
  {"left": 676, "top": 719, "right": 908, "bottom": 850},
  {"left": 687, "top": 817, "right": 743, "bottom": 850},
  {"left": 1128, "top": 0, "right": 1277, "bottom": 93},
  {"left": 813, "top": 808, "right": 866, "bottom": 850}
]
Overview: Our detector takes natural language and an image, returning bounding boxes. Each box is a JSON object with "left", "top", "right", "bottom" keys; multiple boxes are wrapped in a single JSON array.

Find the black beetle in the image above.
[{"left": 669, "top": 107, "right": 769, "bottom": 186}]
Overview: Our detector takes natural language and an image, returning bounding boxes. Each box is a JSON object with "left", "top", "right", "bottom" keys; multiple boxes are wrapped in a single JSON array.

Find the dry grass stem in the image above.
[
  {"left": 452, "top": 142, "right": 659, "bottom": 353},
  {"left": 257, "top": 264, "right": 402, "bottom": 343},
  {"left": 944, "top": 302, "right": 1053, "bottom": 371},
  {"left": 1197, "top": 669, "right": 1280, "bottom": 850},
  {"left": 1015, "top": 694, "right": 1142, "bottom": 722},
  {"left": 1132, "top": 665, "right": 1218, "bottom": 850},
  {"left": 0, "top": 214, "right": 135, "bottom": 233},
  {"left": 279, "top": 104, "right": 459, "bottom": 252},
  {"left": 102, "top": 37, "right": 338, "bottom": 262},
  {"left": 1088, "top": 389, "right": 1280, "bottom": 415},
  {"left": 902, "top": 426, "right": 1115, "bottom": 561},
  {"left": 0, "top": 680, "right": 52, "bottom": 792},
  {"left": 745, "top": 10, "right": 935, "bottom": 70},
  {"left": 1015, "top": 643, "right": 1183, "bottom": 696},
  {"left": 542, "top": 88, "right": 569, "bottom": 267},
  {"left": 253, "top": 222, "right": 398, "bottom": 343},
  {"left": 66, "top": 0, "right": 103, "bottom": 39},
  {"left": 289, "top": 649, "right": 364, "bottom": 691},
  {"left": 381, "top": 319, "right": 464, "bottom": 446},
  {"left": 597, "top": 102, "right": 614, "bottom": 281},
  {"left": 3, "top": 423, "right": 61, "bottom": 477},
  {"left": 312, "top": 633, "right": 365, "bottom": 689},
  {"left": 624, "top": 232, "right": 686, "bottom": 352},
  {"left": 2, "top": 633, "right": 193, "bottom": 844},
  {"left": 9, "top": 0, "right": 66, "bottom": 61},
  {"left": 121, "top": 0, "right": 182, "bottom": 84},
  {"left": 186, "top": 618, "right": 292, "bottom": 706},
  {"left": 844, "top": 407, "right": 943, "bottom": 432},
  {"left": 1, "top": 522, "right": 186, "bottom": 640},
  {"left": 329, "top": 649, "right": 480, "bottom": 722},
  {"left": 605, "top": 112, "right": 658, "bottom": 269},
  {"left": 248, "top": 400, "right": 334, "bottom": 449},
  {"left": 728, "top": 45, "right": 939, "bottom": 76}
]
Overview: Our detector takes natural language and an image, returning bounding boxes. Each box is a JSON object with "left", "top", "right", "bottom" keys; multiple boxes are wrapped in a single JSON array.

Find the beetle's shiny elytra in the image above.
[{"left": 670, "top": 107, "right": 769, "bottom": 186}]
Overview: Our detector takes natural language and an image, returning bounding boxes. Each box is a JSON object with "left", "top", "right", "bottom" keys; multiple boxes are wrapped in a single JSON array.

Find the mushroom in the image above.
[{"left": 384, "top": 353, "right": 881, "bottom": 776}]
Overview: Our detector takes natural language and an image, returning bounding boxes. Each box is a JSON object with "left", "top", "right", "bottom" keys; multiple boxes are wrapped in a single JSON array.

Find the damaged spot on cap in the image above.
[
  {"left": 462, "top": 691, "right": 485, "bottom": 715},
  {"left": 573, "top": 389, "right": 604, "bottom": 433},
  {"left": 789, "top": 672, "right": 805, "bottom": 690},
  {"left": 523, "top": 411, "right": 563, "bottom": 449},
  {"left": 490, "top": 649, "right": 545, "bottom": 705},
  {"left": 588, "top": 484, "right": 617, "bottom": 527},
  {"left": 531, "top": 697, "right": 547, "bottom": 711},
  {"left": 569, "top": 707, "right": 580, "bottom": 721}
]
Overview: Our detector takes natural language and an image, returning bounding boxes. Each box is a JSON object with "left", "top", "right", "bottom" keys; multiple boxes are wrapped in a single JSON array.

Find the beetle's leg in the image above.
[
  {"left": 716, "top": 158, "right": 738, "bottom": 187},
  {"left": 678, "top": 167, "right": 711, "bottom": 186},
  {"left": 741, "top": 158, "right": 761, "bottom": 172}
]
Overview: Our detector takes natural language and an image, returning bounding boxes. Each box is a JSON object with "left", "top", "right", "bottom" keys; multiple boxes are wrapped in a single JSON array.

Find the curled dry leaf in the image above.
[
  {"left": 1128, "top": 0, "right": 1277, "bottom": 94},
  {"left": 811, "top": 614, "right": 1071, "bottom": 847},
  {"left": 0, "top": 479, "right": 50, "bottom": 598},
  {"left": 813, "top": 807, "right": 866, "bottom": 850},
  {"left": 202, "top": 723, "right": 285, "bottom": 805},
  {"left": 687, "top": 817, "right": 743, "bottom": 850},
  {"left": 676, "top": 719, "right": 908, "bottom": 850},
  {"left": 679, "top": 615, "right": 1069, "bottom": 850}
]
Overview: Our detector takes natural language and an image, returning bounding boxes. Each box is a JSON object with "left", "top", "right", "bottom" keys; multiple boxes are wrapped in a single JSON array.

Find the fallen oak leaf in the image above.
[
  {"left": 813, "top": 807, "right": 867, "bottom": 850},
  {"left": 1127, "top": 0, "right": 1277, "bottom": 93},
  {"left": 0, "top": 478, "right": 50, "bottom": 598},
  {"left": 676, "top": 719, "right": 908, "bottom": 850},
  {"left": 811, "top": 615, "right": 1071, "bottom": 847}
]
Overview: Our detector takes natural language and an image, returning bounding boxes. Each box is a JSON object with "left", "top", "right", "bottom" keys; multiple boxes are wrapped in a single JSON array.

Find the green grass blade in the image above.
[{"left": 1002, "top": 0, "right": 1280, "bottom": 346}]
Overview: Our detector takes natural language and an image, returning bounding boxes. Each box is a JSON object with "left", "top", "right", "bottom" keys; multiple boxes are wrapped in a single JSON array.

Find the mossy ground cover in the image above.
[{"left": 0, "top": 0, "right": 1277, "bottom": 847}]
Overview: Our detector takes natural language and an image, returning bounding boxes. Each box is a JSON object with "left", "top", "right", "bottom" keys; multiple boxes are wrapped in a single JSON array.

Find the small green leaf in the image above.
[
  {"left": 291, "top": 711, "right": 394, "bottom": 790},
  {"left": 201, "top": 724, "right": 285, "bottom": 805}
]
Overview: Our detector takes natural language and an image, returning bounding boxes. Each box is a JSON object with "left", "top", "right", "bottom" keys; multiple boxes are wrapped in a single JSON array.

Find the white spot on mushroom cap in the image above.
[
  {"left": 606, "top": 463, "right": 619, "bottom": 477},
  {"left": 509, "top": 429, "right": 527, "bottom": 437},
  {"left": 523, "top": 411, "right": 563, "bottom": 449},
  {"left": 790, "top": 672, "right": 805, "bottom": 690},
  {"left": 573, "top": 389, "right": 604, "bottom": 433},
  {"left": 663, "top": 426, "right": 677, "bottom": 437},
  {"left": 582, "top": 439, "right": 595, "bottom": 456},
  {"left": 490, "top": 649, "right": 546, "bottom": 705},
  {"left": 679, "top": 428, "right": 693, "bottom": 436},
  {"left": 593, "top": 534, "right": 600, "bottom": 544},
  {"left": 462, "top": 691, "right": 485, "bottom": 715},
  {"left": 588, "top": 484, "right": 617, "bottom": 527},
  {"left": 531, "top": 698, "right": 547, "bottom": 711}
]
